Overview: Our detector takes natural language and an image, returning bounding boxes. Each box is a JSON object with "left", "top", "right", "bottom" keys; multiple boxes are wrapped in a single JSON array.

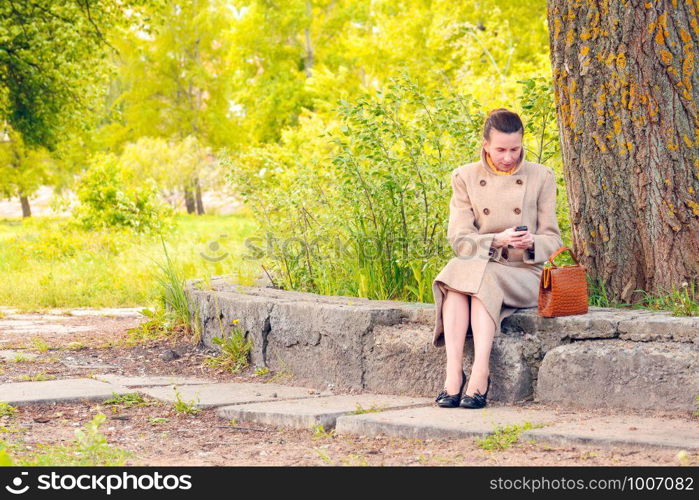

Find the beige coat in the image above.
[{"left": 431, "top": 147, "right": 563, "bottom": 347}]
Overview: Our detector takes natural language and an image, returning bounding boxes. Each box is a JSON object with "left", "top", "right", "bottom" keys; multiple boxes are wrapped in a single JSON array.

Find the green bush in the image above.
[
  {"left": 223, "top": 73, "right": 566, "bottom": 303},
  {"left": 74, "top": 154, "right": 173, "bottom": 234}
]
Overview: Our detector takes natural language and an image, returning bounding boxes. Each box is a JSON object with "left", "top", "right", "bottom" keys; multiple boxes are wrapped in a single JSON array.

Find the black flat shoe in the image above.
[
  {"left": 435, "top": 370, "right": 467, "bottom": 408},
  {"left": 460, "top": 375, "right": 491, "bottom": 409}
]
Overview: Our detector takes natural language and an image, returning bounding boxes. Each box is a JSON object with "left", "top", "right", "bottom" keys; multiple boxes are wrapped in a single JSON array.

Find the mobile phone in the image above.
[{"left": 508, "top": 226, "right": 528, "bottom": 248}]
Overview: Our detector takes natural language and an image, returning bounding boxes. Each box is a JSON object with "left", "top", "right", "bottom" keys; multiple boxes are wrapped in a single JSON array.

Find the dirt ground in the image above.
[{"left": 0, "top": 310, "right": 697, "bottom": 466}]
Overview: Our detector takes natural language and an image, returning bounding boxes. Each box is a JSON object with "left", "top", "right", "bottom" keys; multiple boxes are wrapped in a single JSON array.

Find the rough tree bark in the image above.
[
  {"left": 547, "top": 0, "right": 699, "bottom": 302},
  {"left": 194, "top": 176, "right": 205, "bottom": 215},
  {"left": 184, "top": 184, "right": 196, "bottom": 214},
  {"left": 19, "top": 195, "right": 31, "bottom": 218}
]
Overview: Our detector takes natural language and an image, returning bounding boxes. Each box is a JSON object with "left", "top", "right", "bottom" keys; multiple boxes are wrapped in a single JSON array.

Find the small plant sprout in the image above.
[{"left": 172, "top": 388, "right": 200, "bottom": 415}]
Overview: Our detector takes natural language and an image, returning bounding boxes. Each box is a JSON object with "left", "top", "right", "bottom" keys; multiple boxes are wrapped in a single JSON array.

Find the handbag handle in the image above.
[{"left": 546, "top": 246, "right": 581, "bottom": 267}]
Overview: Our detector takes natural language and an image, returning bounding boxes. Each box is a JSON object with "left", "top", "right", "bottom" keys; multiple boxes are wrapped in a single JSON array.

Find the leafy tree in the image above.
[
  {"left": 99, "top": 0, "right": 239, "bottom": 214},
  {"left": 0, "top": 0, "right": 161, "bottom": 215}
]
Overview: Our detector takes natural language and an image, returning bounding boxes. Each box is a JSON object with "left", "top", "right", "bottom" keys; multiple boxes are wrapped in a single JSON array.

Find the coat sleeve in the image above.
[
  {"left": 523, "top": 169, "right": 563, "bottom": 265},
  {"left": 447, "top": 169, "right": 501, "bottom": 262}
]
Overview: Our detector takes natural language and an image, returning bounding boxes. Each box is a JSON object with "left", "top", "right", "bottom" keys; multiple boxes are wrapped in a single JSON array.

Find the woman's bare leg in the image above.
[
  {"left": 442, "top": 289, "right": 470, "bottom": 394},
  {"left": 465, "top": 296, "right": 494, "bottom": 396}
]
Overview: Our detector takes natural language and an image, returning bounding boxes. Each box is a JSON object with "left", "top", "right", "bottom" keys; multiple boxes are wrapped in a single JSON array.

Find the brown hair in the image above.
[{"left": 483, "top": 108, "right": 524, "bottom": 140}]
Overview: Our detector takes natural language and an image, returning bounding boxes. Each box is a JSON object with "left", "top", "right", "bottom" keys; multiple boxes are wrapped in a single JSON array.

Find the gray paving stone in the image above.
[
  {"left": 217, "top": 394, "right": 432, "bottom": 429},
  {"left": 522, "top": 414, "right": 699, "bottom": 450},
  {"left": 138, "top": 382, "right": 329, "bottom": 409},
  {"left": 0, "top": 318, "right": 94, "bottom": 335},
  {"left": 0, "top": 378, "right": 128, "bottom": 406},
  {"left": 335, "top": 405, "right": 555, "bottom": 439},
  {"left": 94, "top": 375, "right": 215, "bottom": 387},
  {"left": 0, "top": 350, "right": 38, "bottom": 361},
  {"left": 335, "top": 405, "right": 699, "bottom": 450}
]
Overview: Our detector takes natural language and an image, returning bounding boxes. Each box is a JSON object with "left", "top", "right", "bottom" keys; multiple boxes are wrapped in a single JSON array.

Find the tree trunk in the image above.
[
  {"left": 19, "top": 195, "right": 31, "bottom": 218},
  {"left": 547, "top": 0, "right": 699, "bottom": 302},
  {"left": 303, "top": 0, "right": 314, "bottom": 78},
  {"left": 194, "top": 176, "right": 205, "bottom": 215},
  {"left": 184, "top": 184, "right": 196, "bottom": 214}
]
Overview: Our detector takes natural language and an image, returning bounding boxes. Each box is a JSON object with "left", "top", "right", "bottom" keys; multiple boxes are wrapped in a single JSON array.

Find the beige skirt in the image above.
[{"left": 432, "top": 258, "right": 543, "bottom": 347}]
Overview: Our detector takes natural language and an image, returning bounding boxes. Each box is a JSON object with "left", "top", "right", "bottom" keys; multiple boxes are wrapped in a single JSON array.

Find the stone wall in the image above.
[{"left": 185, "top": 276, "right": 699, "bottom": 411}]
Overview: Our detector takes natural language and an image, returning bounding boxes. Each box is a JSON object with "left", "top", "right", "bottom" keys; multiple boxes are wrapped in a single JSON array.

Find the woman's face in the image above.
[{"left": 483, "top": 129, "right": 523, "bottom": 171}]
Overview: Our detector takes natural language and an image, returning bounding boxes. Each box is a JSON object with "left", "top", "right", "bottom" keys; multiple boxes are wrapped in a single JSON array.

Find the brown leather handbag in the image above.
[{"left": 538, "top": 246, "right": 589, "bottom": 317}]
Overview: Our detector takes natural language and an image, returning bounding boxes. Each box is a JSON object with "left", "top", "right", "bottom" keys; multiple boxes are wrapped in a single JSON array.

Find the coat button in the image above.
[
  {"left": 483, "top": 208, "right": 490, "bottom": 215},
  {"left": 516, "top": 179, "right": 523, "bottom": 185},
  {"left": 480, "top": 179, "right": 487, "bottom": 186},
  {"left": 514, "top": 208, "right": 521, "bottom": 214}
]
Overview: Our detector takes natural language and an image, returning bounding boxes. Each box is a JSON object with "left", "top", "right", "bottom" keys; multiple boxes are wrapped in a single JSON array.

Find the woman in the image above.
[{"left": 431, "top": 108, "right": 563, "bottom": 409}]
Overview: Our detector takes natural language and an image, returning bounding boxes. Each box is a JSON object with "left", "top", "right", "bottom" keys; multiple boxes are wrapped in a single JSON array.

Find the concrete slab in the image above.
[
  {"left": 0, "top": 378, "right": 128, "bottom": 406},
  {"left": 138, "top": 382, "right": 330, "bottom": 409},
  {"left": 217, "top": 394, "right": 432, "bottom": 429},
  {"left": 0, "top": 350, "right": 38, "bottom": 361},
  {"left": 49, "top": 308, "right": 150, "bottom": 318},
  {"left": 94, "top": 375, "right": 215, "bottom": 387},
  {"left": 522, "top": 414, "right": 699, "bottom": 450},
  {"left": 335, "top": 405, "right": 556, "bottom": 440},
  {"left": 335, "top": 405, "right": 699, "bottom": 450},
  {"left": 0, "top": 318, "right": 94, "bottom": 335}
]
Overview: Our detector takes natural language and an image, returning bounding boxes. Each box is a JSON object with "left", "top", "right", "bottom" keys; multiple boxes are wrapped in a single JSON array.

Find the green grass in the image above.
[
  {"left": 16, "top": 372, "right": 56, "bottom": 382},
  {"left": 348, "top": 403, "right": 387, "bottom": 414},
  {"left": 589, "top": 276, "right": 698, "bottom": 316},
  {"left": 0, "top": 413, "right": 132, "bottom": 466},
  {"left": 0, "top": 402, "right": 18, "bottom": 418},
  {"left": 204, "top": 327, "right": 253, "bottom": 373},
  {"left": 28, "top": 337, "right": 51, "bottom": 353},
  {"left": 0, "top": 214, "right": 694, "bottom": 319},
  {"left": 172, "top": 388, "right": 201, "bottom": 415},
  {"left": 9, "top": 354, "right": 35, "bottom": 363},
  {"left": 0, "top": 214, "right": 259, "bottom": 309},
  {"left": 475, "top": 421, "right": 547, "bottom": 451},
  {"left": 103, "top": 392, "right": 158, "bottom": 409},
  {"left": 311, "top": 424, "right": 336, "bottom": 440}
]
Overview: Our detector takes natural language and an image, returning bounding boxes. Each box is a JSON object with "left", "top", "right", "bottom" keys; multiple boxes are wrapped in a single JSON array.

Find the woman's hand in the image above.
[{"left": 493, "top": 227, "right": 534, "bottom": 249}]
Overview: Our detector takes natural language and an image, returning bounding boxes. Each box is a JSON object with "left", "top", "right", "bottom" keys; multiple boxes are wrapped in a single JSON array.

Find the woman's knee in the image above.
[{"left": 446, "top": 289, "right": 471, "bottom": 304}]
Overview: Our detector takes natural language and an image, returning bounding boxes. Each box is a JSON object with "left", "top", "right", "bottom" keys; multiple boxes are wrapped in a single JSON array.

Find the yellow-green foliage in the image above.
[
  {"left": 205, "top": 328, "right": 253, "bottom": 374},
  {"left": 0, "top": 215, "right": 258, "bottom": 308},
  {"left": 476, "top": 421, "right": 546, "bottom": 451},
  {"left": 0, "top": 403, "right": 18, "bottom": 418},
  {"left": 0, "top": 413, "right": 132, "bottom": 466},
  {"left": 225, "top": 74, "right": 568, "bottom": 304}
]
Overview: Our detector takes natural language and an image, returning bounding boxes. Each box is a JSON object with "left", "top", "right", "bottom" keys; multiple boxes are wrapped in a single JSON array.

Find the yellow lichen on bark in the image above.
[
  {"left": 616, "top": 51, "right": 627, "bottom": 68},
  {"left": 592, "top": 133, "right": 607, "bottom": 152},
  {"left": 660, "top": 50, "right": 673, "bottom": 64},
  {"left": 613, "top": 118, "right": 622, "bottom": 135},
  {"left": 687, "top": 200, "right": 699, "bottom": 216},
  {"left": 690, "top": 17, "right": 699, "bottom": 38},
  {"left": 554, "top": 17, "right": 562, "bottom": 40},
  {"left": 682, "top": 44, "right": 694, "bottom": 91},
  {"left": 679, "top": 28, "right": 692, "bottom": 43}
]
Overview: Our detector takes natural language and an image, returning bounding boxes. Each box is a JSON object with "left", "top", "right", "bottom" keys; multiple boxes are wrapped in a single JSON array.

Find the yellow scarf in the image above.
[{"left": 485, "top": 152, "right": 515, "bottom": 175}]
